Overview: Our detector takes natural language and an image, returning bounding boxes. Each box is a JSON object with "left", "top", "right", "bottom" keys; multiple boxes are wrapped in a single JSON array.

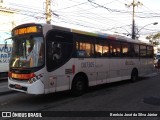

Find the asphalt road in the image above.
[{"left": 0, "top": 73, "right": 160, "bottom": 120}]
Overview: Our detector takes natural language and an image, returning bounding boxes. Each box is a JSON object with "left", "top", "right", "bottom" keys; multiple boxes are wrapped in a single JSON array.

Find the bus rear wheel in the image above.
[
  {"left": 71, "top": 76, "right": 87, "bottom": 96},
  {"left": 131, "top": 69, "right": 138, "bottom": 82}
]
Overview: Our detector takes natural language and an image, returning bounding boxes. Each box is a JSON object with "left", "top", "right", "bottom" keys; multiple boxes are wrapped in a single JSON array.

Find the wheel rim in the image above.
[
  {"left": 131, "top": 71, "right": 138, "bottom": 81},
  {"left": 76, "top": 81, "right": 84, "bottom": 91},
  {"left": 132, "top": 76, "right": 137, "bottom": 81}
]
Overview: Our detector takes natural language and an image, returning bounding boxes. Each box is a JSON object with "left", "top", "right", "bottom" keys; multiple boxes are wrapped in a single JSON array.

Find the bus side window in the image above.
[
  {"left": 110, "top": 41, "right": 121, "bottom": 57},
  {"left": 140, "top": 45, "right": 147, "bottom": 58},
  {"left": 102, "top": 44, "right": 109, "bottom": 57},
  {"left": 76, "top": 50, "right": 87, "bottom": 57},
  {"left": 147, "top": 46, "right": 153, "bottom": 58},
  {"left": 121, "top": 42, "right": 130, "bottom": 57},
  {"left": 76, "top": 35, "right": 94, "bottom": 58},
  {"left": 130, "top": 44, "right": 139, "bottom": 57},
  {"left": 95, "top": 43, "right": 103, "bottom": 57},
  {"left": 52, "top": 42, "right": 62, "bottom": 61},
  {"left": 46, "top": 30, "right": 73, "bottom": 71},
  {"left": 95, "top": 39, "right": 109, "bottom": 58}
]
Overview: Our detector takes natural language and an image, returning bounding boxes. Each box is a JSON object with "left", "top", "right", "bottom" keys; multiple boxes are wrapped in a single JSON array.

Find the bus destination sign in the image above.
[{"left": 13, "top": 26, "right": 41, "bottom": 36}]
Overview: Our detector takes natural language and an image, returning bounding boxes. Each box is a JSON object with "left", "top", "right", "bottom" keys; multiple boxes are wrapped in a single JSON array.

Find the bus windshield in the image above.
[{"left": 10, "top": 35, "right": 44, "bottom": 68}]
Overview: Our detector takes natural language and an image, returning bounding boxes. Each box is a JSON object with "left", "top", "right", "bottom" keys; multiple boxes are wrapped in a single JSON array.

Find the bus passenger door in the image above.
[
  {"left": 46, "top": 30, "right": 73, "bottom": 93},
  {"left": 48, "top": 73, "right": 56, "bottom": 93}
]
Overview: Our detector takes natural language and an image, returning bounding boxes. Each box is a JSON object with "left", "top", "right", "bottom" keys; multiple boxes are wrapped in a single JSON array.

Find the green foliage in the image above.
[{"left": 146, "top": 33, "right": 160, "bottom": 45}]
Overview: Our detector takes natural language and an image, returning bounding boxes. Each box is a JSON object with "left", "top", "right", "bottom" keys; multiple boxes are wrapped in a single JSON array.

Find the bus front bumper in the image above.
[{"left": 8, "top": 78, "right": 45, "bottom": 95}]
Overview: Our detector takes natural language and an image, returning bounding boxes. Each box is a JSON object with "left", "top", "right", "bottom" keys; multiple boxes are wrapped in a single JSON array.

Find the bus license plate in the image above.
[{"left": 15, "top": 84, "right": 22, "bottom": 89}]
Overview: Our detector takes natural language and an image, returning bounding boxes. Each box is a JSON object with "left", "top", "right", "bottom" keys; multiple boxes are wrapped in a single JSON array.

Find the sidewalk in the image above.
[{"left": 145, "top": 72, "right": 159, "bottom": 77}]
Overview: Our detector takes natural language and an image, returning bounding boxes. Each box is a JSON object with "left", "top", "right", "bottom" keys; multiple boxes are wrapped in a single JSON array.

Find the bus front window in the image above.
[{"left": 10, "top": 35, "right": 44, "bottom": 68}]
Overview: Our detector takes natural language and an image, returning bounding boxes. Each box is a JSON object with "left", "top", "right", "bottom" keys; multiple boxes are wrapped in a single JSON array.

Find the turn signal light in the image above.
[{"left": 9, "top": 72, "right": 35, "bottom": 80}]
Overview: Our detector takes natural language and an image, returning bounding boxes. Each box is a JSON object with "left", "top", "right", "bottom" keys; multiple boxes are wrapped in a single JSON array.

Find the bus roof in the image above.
[
  {"left": 51, "top": 24, "right": 152, "bottom": 46},
  {"left": 14, "top": 23, "right": 153, "bottom": 46}
]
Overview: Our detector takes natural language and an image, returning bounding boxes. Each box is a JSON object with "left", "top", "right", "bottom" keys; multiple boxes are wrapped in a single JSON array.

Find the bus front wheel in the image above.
[{"left": 71, "top": 76, "right": 87, "bottom": 96}]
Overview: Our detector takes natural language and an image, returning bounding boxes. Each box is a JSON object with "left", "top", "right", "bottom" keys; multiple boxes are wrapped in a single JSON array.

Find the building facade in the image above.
[{"left": 0, "top": 1, "right": 17, "bottom": 44}]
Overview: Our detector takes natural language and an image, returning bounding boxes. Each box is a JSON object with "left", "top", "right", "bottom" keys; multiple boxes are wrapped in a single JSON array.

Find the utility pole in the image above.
[
  {"left": 46, "top": 0, "right": 51, "bottom": 24},
  {"left": 125, "top": 0, "right": 142, "bottom": 39},
  {"left": 0, "top": 0, "right": 3, "bottom": 6}
]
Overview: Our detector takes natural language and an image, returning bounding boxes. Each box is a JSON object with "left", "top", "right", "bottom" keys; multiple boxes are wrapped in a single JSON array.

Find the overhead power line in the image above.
[{"left": 88, "top": 0, "right": 130, "bottom": 13}]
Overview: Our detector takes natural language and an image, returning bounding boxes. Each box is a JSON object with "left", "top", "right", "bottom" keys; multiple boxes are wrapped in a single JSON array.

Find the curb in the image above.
[{"left": 146, "top": 72, "right": 159, "bottom": 77}]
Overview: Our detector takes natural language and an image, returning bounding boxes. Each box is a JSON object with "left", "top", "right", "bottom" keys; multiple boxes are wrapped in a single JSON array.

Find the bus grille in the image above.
[{"left": 9, "top": 84, "right": 27, "bottom": 91}]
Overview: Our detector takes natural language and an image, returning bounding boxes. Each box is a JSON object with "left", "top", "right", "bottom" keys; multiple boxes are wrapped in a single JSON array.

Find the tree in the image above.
[{"left": 146, "top": 33, "right": 160, "bottom": 46}]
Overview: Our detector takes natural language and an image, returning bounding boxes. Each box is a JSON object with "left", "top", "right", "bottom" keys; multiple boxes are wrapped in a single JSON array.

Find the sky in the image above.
[{"left": 2, "top": 0, "right": 160, "bottom": 42}]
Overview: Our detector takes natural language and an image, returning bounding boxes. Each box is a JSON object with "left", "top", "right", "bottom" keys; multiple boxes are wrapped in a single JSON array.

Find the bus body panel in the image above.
[
  {"left": 48, "top": 59, "right": 75, "bottom": 92},
  {"left": 95, "top": 58, "right": 109, "bottom": 85},
  {"left": 8, "top": 57, "right": 155, "bottom": 94},
  {"left": 75, "top": 58, "right": 97, "bottom": 86}
]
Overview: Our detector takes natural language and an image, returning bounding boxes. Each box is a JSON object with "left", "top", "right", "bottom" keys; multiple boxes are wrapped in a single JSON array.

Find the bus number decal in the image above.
[{"left": 81, "top": 62, "right": 95, "bottom": 68}]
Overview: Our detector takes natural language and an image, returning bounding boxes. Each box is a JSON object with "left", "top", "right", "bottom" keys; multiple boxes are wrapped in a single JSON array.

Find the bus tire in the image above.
[
  {"left": 71, "top": 75, "right": 87, "bottom": 96},
  {"left": 131, "top": 69, "right": 138, "bottom": 82}
]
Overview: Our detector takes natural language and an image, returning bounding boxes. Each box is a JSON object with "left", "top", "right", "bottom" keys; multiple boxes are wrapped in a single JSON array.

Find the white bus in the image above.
[{"left": 8, "top": 23, "right": 155, "bottom": 96}]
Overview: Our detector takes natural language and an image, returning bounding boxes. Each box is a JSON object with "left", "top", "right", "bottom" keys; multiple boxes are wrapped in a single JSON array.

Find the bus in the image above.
[{"left": 8, "top": 23, "right": 155, "bottom": 96}]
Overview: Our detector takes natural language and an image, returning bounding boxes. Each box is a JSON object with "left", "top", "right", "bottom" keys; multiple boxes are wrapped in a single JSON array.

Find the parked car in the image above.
[{"left": 154, "top": 52, "right": 160, "bottom": 67}]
